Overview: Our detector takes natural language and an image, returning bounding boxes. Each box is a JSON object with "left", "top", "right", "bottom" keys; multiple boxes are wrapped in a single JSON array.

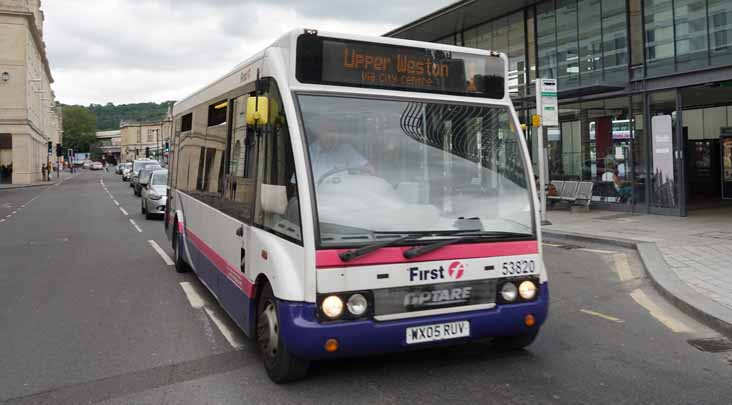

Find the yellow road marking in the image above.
[
  {"left": 613, "top": 253, "right": 635, "bottom": 282},
  {"left": 580, "top": 309, "right": 625, "bottom": 323},
  {"left": 630, "top": 289, "right": 693, "bottom": 333}
]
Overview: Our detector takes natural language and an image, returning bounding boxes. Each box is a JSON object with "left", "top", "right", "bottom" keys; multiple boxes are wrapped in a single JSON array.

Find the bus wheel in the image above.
[
  {"left": 173, "top": 225, "right": 190, "bottom": 274},
  {"left": 256, "top": 283, "right": 309, "bottom": 383},
  {"left": 493, "top": 330, "right": 539, "bottom": 351}
]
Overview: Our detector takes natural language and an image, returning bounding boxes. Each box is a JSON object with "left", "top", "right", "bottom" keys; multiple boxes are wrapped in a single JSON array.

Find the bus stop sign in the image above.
[{"left": 536, "top": 79, "right": 558, "bottom": 127}]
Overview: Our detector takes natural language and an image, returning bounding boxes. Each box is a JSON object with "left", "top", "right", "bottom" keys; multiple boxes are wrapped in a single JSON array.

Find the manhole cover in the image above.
[
  {"left": 687, "top": 337, "right": 732, "bottom": 353},
  {"left": 595, "top": 213, "right": 640, "bottom": 221},
  {"left": 693, "top": 232, "right": 732, "bottom": 240}
]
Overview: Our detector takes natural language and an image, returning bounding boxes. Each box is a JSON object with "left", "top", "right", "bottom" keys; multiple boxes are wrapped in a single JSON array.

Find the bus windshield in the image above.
[{"left": 298, "top": 95, "right": 534, "bottom": 247}]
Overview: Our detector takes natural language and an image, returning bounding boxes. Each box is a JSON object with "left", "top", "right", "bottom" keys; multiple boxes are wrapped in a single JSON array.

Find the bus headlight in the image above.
[
  {"left": 518, "top": 280, "right": 537, "bottom": 300},
  {"left": 500, "top": 282, "right": 518, "bottom": 302},
  {"left": 321, "top": 295, "right": 344, "bottom": 319},
  {"left": 346, "top": 294, "right": 368, "bottom": 316}
]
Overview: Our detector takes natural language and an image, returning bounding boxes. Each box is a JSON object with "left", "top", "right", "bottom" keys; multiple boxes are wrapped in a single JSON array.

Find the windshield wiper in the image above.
[
  {"left": 339, "top": 234, "right": 423, "bottom": 262},
  {"left": 402, "top": 231, "right": 533, "bottom": 259}
]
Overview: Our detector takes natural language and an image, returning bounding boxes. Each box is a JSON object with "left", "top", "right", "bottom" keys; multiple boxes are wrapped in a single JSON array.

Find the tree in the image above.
[{"left": 62, "top": 106, "right": 97, "bottom": 153}]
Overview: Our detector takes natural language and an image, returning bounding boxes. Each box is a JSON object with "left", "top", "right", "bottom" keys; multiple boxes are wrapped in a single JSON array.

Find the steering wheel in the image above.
[{"left": 317, "top": 167, "right": 371, "bottom": 185}]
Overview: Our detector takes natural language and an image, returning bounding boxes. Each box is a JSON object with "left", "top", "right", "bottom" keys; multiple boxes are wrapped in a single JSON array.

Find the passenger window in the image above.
[
  {"left": 254, "top": 79, "right": 301, "bottom": 243},
  {"left": 221, "top": 94, "right": 257, "bottom": 223}
]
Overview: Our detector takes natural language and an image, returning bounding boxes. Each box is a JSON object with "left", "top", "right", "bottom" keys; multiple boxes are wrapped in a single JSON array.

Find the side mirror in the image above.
[
  {"left": 246, "top": 96, "right": 269, "bottom": 125},
  {"left": 260, "top": 184, "right": 287, "bottom": 215}
]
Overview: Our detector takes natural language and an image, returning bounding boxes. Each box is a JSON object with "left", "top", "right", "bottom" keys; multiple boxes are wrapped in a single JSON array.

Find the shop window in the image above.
[{"left": 578, "top": 0, "right": 603, "bottom": 86}]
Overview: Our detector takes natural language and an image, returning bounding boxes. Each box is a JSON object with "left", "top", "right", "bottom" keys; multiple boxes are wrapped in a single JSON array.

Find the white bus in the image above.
[{"left": 165, "top": 29, "right": 548, "bottom": 383}]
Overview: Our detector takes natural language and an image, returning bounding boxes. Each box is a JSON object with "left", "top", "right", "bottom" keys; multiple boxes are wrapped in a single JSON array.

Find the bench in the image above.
[{"left": 546, "top": 180, "right": 593, "bottom": 210}]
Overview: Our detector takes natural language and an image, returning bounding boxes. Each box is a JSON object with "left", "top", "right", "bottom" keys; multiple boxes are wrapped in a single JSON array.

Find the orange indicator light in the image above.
[
  {"left": 524, "top": 314, "right": 536, "bottom": 327},
  {"left": 324, "top": 338, "right": 339, "bottom": 353}
]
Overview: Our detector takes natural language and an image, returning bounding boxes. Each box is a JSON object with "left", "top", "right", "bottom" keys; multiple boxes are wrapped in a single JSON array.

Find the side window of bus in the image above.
[
  {"left": 221, "top": 94, "right": 257, "bottom": 223},
  {"left": 175, "top": 112, "right": 195, "bottom": 193},
  {"left": 254, "top": 79, "right": 302, "bottom": 243}
]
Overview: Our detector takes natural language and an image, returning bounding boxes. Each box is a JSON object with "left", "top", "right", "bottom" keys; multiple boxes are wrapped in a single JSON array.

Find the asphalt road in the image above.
[{"left": 1, "top": 170, "right": 731, "bottom": 405}]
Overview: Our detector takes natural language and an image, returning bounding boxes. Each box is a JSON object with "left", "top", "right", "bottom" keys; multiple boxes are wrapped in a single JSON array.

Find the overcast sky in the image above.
[{"left": 43, "top": 0, "right": 455, "bottom": 106}]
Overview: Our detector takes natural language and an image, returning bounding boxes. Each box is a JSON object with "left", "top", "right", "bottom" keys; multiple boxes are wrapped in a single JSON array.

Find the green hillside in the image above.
[{"left": 74, "top": 101, "right": 176, "bottom": 131}]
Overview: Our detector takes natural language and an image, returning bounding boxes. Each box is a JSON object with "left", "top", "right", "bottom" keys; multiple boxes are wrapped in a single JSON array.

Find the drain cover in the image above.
[
  {"left": 687, "top": 337, "right": 732, "bottom": 353},
  {"left": 694, "top": 232, "right": 732, "bottom": 240}
]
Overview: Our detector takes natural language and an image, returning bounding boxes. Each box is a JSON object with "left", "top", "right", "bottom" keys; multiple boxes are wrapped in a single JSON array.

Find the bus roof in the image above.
[{"left": 173, "top": 28, "right": 508, "bottom": 116}]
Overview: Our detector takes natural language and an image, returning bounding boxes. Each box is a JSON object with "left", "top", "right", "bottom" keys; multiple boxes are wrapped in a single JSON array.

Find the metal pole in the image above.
[{"left": 537, "top": 124, "right": 548, "bottom": 224}]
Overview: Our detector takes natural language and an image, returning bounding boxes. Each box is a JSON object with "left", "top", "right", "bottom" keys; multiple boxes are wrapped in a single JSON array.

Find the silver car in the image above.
[
  {"left": 141, "top": 169, "right": 168, "bottom": 220},
  {"left": 130, "top": 159, "right": 159, "bottom": 189},
  {"left": 135, "top": 165, "right": 161, "bottom": 196},
  {"left": 121, "top": 163, "right": 133, "bottom": 180}
]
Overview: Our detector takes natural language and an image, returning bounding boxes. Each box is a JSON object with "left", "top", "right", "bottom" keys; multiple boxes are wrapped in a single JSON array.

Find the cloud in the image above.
[{"left": 42, "top": 0, "right": 454, "bottom": 105}]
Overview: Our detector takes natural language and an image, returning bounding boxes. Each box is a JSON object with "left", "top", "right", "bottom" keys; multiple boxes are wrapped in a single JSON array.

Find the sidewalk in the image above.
[
  {"left": 543, "top": 207, "right": 732, "bottom": 336},
  {"left": 0, "top": 171, "right": 76, "bottom": 190}
]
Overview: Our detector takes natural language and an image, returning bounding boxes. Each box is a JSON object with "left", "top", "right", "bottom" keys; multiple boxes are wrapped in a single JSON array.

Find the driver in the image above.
[{"left": 309, "top": 119, "right": 373, "bottom": 181}]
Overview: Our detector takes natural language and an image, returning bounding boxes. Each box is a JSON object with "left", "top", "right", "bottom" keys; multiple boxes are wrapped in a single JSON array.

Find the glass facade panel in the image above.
[
  {"left": 631, "top": 95, "right": 646, "bottom": 206},
  {"left": 537, "top": 1, "right": 558, "bottom": 80},
  {"left": 508, "top": 11, "right": 526, "bottom": 96},
  {"left": 674, "top": 0, "right": 709, "bottom": 71},
  {"left": 602, "top": 0, "right": 629, "bottom": 83},
  {"left": 493, "top": 17, "right": 509, "bottom": 54},
  {"left": 527, "top": 7, "right": 537, "bottom": 90},
  {"left": 477, "top": 21, "right": 493, "bottom": 49},
  {"left": 629, "top": 0, "right": 645, "bottom": 66},
  {"left": 709, "top": 0, "right": 732, "bottom": 66},
  {"left": 645, "top": 0, "right": 676, "bottom": 76},
  {"left": 578, "top": 0, "right": 603, "bottom": 86},
  {"left": 556, "top": 0, "right": 579, "bottom": 88},
  {"left": 463, "top": 26, "right": 478, "bottom": 48}
]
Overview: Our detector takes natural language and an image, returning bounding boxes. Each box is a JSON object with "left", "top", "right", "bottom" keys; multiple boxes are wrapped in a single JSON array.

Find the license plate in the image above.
[{"left": 405, "top": 321, "right": 470, "bottom": 344}]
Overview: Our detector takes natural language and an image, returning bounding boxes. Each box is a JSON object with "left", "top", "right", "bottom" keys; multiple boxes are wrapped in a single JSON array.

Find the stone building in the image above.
[
  {"left": 96, "top": 129, "right": 121, "bottom": 164},
  {"left": 0, "top": 0, "right": 61, "bottom": 184},
  {"left": 119, "top": 118, "right": 172, "bottom": 164}
]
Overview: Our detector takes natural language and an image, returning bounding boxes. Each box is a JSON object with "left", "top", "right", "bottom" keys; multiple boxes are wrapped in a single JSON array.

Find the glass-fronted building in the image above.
[{"left": 387, "top": 0, "right": 732, "bottom": 216}]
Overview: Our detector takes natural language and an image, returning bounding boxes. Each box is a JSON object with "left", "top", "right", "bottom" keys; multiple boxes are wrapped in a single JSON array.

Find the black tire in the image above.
[
  {"left": 256, "top": 283, "right": 309, "bottom": 383},
  {"left": 172, "top": 223, "right": 190, "bottom": 273},
  {"left": 145, "top": 205, "right": 153, "bottom": 220},
  {"left": 493, "top": 330, "right": 539, "bottom": 351},
  {"left": 141, "top": 200, "right": 146, "bottom": 214}
]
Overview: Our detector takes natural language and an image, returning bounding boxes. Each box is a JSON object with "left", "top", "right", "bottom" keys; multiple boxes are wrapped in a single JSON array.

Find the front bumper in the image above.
[{"left": 277, "top": 283, "right": 548, "bottom": 360}]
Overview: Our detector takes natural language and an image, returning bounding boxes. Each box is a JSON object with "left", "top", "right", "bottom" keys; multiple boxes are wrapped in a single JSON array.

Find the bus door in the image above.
[{"left": 218, "top": 94, "right": 259, "bottom": 331}]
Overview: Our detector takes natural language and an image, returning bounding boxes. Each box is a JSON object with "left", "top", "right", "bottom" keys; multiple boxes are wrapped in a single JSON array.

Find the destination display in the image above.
[{"left": 296, "top": 35, "right": 506, "bottom": 99}]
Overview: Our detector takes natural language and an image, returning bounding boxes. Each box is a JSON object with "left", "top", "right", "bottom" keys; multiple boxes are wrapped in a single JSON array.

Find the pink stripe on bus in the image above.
[
  {"left": 315, "top": 240, "right": 538, "bottom": 269},
  {"left": 186, "top": 228, "right": 255, "bottom": 297}
]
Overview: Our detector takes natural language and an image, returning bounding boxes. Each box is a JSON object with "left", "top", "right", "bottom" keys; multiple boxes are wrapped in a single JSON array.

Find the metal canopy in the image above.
[{"left": 385, "top": 0, "right": 540, "bottom": 42}]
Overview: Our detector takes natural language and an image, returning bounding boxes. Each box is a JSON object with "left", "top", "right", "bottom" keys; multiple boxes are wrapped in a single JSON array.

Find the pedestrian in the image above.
[
  {"left": 41, "top": 163, "right": 47, "bottom": 181},
  {"left": 103, "top": 161, "right": 108, "bottom": 172}
]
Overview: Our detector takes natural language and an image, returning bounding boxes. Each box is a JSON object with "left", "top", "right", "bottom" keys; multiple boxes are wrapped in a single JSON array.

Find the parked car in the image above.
[
  {"left": 115, "top": 163, "right": 129, "bottom": 175},
  {"left": 130, "top": 159, "right": 159, "bottom": 189},
  {"left": 122, "top": 163, "right": 133, "bottom": 181},
  {"left": 135, "top": 165, "right": 161, "bottom": 196},
  {"left": 91, "top": 162, "right": 103, "bottom": 170},
  {"left": 82, "top": 160, "right": 92, "bottom": 169},
  {"left": 141, "top": 169, "right": 168, "bottom": 220}
]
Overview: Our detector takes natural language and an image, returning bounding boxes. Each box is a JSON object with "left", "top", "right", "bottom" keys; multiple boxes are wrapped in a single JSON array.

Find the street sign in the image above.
[{"left": 536, "top": 79, "right": 558, "bottom": 127}]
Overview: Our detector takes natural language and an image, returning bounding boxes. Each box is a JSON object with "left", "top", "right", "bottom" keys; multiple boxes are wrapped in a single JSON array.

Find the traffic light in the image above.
[
  {"left": 164, "top": 142, "right": 169, "bottom": 152},
  {"left": 56, "top": 144, "right": 63, "bottom": 157},
  {"left": 47, "top": 141, "right": 53, "bottom": 154},
  {"left": 145, "top": 147, "right": 150, "bottom": 158}
]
